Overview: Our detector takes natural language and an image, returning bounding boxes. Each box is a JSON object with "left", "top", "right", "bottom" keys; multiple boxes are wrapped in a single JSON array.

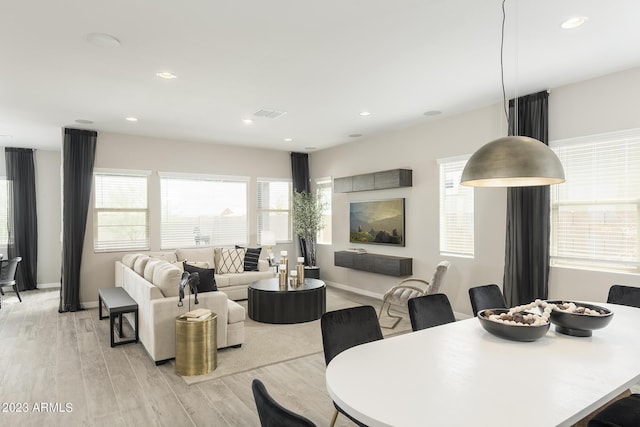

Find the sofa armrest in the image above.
[{"left": 148, "top": 291, "right": 232, "bottom": 360}]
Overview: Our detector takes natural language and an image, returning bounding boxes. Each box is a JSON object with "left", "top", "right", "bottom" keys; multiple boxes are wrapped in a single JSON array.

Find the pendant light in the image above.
[{"left": 460, "top": 0, "right": 565, "bottom": 187}]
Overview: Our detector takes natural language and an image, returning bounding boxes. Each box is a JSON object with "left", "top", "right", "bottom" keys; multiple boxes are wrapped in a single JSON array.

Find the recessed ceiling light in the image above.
[
  {"left": 359, "top": 111, "right": 371, "bottom": 116},
  {"left": 305, "top": 146, "right": 317, "bottom": 151},
  {"left": 284, "top": 138, "right": 293, "bottom": 142},
  {"left": 561, "top": 16, "right": 588, "bottom": 29},
  {"left": 156, "top": 71, "right": 177, "bottom": 79},
  {"left": 125, "top": 117, "right": 138, "bottom": 122},
  {"left": 85, "top": 33, "right": 121, "bottom": 48},
  {"left": 75, "top": 119, "right": 94, "bottom": 124},
  {"left": 0, "top": 134, "right": 12, "bottom": 139},
  {"left": 243, "top": 118, "right": 254, "bottom": 125},
  {"left": 424, "top": 110, "right": 442, "bottom": 116},
  {"left": 348, "top": 134, "right": 362, "bottom": 138}
]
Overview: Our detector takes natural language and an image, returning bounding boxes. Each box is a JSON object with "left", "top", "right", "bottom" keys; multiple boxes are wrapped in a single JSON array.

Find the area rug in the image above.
[{"left": 177, "top": 288, "right": 411, "bottom": 385}]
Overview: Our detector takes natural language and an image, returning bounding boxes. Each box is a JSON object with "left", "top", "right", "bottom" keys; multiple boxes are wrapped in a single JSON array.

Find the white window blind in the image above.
[
  {"left": 257, "top": 178, "right": 292, "bottom": 243},
  {"left": 550, "top": 129, "right": 640, "bottom": 272},
  {"left": 160, "top": 174, "right": 248, "bottom": 249},
  {"left": 0, "top": 178, "right": 9, "bottom": 247},
  {"left": 439, "top": 156, "right": 474, "bottom": 257},
  {"left": 94, "top": 171, "right": 149, "bottom": 252},
  {"left": 316, "top": 178, "right": 332, "bottom": 244}
]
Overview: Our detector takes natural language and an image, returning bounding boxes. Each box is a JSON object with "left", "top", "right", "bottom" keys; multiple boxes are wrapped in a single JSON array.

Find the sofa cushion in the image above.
[
  {"left": 236, "top": 245, "right": 261, "bottom": 271},
  {"left": 152, "top": 262, "right": 182, "bottom": 297},
  {"left": 183, "top": 262, "right": 217, "bottom": 292},
  {"left": 172, "top": 261, "right": 210, "bottom": 271},
  {"left": 225, "top": 271, "right": 274, "bottom": 286},
  {"left": 133, "top": 255, "right": 151, "bottom": 275},
  {"left": 214, "top": 274, "right": 230, "bottom": 288},
  {"left": 218, "top": 248, "right": 245, "bottom": 274},
  {"left": 176, "top": 247, "right": 215, "bottom": 267},
  {"left": 144, "top": 258, "right": 163, "bottom": 282},
  {"left": 122, "top": 253, "right": 141, "bottom": 269},
  {"left": 148, "top": 251, "right": 178, "bottom": 263},
  {"left": 227, "top": 300, "right": 246, "bottom": 324}
]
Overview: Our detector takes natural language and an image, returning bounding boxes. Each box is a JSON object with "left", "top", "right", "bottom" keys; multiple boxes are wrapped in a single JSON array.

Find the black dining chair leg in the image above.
[{"left": 13, "top": 285, "right": 21, "bottom": 302}]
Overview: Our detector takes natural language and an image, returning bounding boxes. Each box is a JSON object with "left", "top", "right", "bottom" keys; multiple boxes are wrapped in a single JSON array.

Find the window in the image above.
[
  {"left": 94, "top": 170, "right": 150, "bottom": 252},
  {"left": 257, "top": 178, "right": 292, "bottom": 243},
  {"left": 316, "top": 178, "right": 332, "bottom": 244},
  {"left": 160, "top": 173, "right": 248, "bottom": 249},
  {"left": 550, "top": 129, "right": 640, "bottom": 272},
  {"left": 439, "top": 156, "right": 474, "bottom": 257},
  {"left": 0, "top": 177, "right": 8, "bottom": 247}
]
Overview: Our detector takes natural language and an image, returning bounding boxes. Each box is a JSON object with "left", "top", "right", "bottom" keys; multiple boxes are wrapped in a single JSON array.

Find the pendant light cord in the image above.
[{"left": 500, "top": 0, "right": 508, "bottom": 126}]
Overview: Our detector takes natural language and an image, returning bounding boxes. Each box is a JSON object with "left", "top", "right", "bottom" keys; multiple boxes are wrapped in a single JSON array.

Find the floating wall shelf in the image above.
[
  {"left": 334, "top": 251, "right": 413, "bottom": 277},
  {"left": 334, "top": 169, "right": 412, "bottom": 193}
]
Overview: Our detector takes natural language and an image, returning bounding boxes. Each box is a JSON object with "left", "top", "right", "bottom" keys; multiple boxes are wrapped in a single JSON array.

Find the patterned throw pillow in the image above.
[
  {"left": 236, "top": 245, "right": 261, "bottom": 271},
  {"left": 218, "top": 248, "right": 245, "bottom": 274}
]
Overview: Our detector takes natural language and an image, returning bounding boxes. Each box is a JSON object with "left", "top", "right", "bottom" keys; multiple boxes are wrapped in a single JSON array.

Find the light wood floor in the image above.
[{"left": 0, "top": 287, "right": 374, "bottom": 427}]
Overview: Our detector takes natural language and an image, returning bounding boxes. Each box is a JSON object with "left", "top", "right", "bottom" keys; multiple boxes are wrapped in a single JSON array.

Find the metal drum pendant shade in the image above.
[{"left": 460, "top": 135, "right": 565, "bottom": 187}]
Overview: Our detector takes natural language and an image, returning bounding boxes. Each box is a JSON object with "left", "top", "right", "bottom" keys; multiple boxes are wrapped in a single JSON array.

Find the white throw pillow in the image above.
[
  {"left": 144, "top": 258, "right": 163, "bottom": 282},
  {"left": 218, "top": 248, "right": 245, "bottom": 274},
  {"left": 152, "top": 262, "right": 182, "bottom": 297},
  {"left": 133, "top": 255, "right": 150, "bottom": 276}
]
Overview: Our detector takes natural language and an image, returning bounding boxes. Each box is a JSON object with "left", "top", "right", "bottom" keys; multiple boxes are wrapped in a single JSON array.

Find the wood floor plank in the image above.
[{"left": 4, "top": 288, "right": 371, "bottom": 427}]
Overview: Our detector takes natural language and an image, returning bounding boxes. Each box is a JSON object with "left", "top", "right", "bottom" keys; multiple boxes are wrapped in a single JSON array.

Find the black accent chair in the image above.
[
  {"left": 468, "top": 284, "right": 507, "bottom": 316},
  {"left": 321, "top": 305, "right": 383, "bottom": 427},
  {"left": 607, "top": 285, "right": 640, "bottom": 309},
  {"left": 408, "top": 293, "right": 456, "bottom": 332},
  {"left": 252, "top": 379, "right": 316, "bottom": 427},
  {"left": 0, "top": 257, "right": 22, "bottom": 304},
  {"left": 588, "top": 393, "right": 640, "bottom": 427}
]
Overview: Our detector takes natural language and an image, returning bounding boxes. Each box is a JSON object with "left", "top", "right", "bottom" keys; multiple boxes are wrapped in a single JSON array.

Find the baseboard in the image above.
[
  {"left": 39, "top": 282, "right": 60, "bottom": 289},
  {"left": 325, "top": 281, "right": 384, "bottom": 300},
  {"left": 325, "top": 280, "right": 469, "bottom": 320},
  {"left": 83, "top": 301, "right": 99, "bottom": 309}
]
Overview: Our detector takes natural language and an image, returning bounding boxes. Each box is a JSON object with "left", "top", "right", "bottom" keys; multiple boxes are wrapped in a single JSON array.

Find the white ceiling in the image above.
[{"left": 1, "top": 0, "right": 639, "bottom": 152}]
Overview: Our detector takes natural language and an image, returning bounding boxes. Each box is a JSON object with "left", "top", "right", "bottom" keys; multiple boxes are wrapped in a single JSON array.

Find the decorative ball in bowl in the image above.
[
  {"left": 543, "top": 301, "right": 614, "bottom": 337},
  {"left": 478, "top": 308, "right": 550, "bottom": 342}
]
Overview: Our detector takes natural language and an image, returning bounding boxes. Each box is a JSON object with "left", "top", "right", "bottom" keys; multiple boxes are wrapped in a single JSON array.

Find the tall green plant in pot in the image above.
[{"left": 292, "top": 191, "right": 325, "bottom": 267}]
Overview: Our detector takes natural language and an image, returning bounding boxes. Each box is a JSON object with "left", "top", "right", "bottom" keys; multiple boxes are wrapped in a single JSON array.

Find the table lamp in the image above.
[{"left": 260, "top": 230, "right": 276, "bottom": 266}]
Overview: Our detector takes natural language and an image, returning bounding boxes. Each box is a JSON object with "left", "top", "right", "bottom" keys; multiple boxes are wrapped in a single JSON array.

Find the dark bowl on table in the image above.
[
  {"left": 544, "top": 301, "right": 614, "bottom": 337},
  {"left": 478, "top": 308, "right": 550, "bottom": 342}
]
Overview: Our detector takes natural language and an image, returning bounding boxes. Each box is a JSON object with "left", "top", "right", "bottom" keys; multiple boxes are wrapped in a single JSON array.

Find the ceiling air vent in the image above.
[{"left": 253, "top": 109, "right": 287, "bottom": 119}]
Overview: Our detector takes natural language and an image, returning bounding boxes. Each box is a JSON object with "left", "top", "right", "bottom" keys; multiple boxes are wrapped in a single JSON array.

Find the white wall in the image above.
[
  {"left": 311, "top": 67, "right": 640, "bottom": 316},
  {"left": 0, "top": 148, "right": 61, "bottom": 286},
  {"left": 79, "top": 132, "right": 294, "bottom": 306}
]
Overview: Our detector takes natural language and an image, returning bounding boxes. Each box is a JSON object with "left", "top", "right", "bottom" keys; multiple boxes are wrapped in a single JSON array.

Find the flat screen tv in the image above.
[{"left": 349, "top": 198, "right": 405, "bottom": 246}]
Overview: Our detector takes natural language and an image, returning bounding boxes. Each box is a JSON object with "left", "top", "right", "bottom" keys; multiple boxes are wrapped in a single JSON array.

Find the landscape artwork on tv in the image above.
[{"left": 349, "top": 198, "right": 405, "bottom": 246}]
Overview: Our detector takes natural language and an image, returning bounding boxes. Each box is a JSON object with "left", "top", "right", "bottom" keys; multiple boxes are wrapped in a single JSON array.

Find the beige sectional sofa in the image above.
[{"left": 114, "top": 247, "right": 274, "bottom": 363}]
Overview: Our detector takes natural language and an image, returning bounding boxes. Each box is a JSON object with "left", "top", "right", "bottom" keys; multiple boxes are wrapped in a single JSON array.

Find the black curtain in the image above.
[
  {"left": 5, "top": 148, "right": 38, "bottom": 291},
  {"left": 59, "top": 128, "right": 97, "bottom": 313},
  {"left": 291, "top": 152, "right": 310, "bottom": 264},
  {"left": 503, "top": 90, "right": 550, "bottom": 306}
]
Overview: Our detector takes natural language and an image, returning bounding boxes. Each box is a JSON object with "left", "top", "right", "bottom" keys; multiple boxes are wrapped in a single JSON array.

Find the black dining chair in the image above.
[
  {"left": 468, "top": 284, "right": 506, "bottom": 316},
  {"left": 606, "top": 285, "right": 640, "bottom": 309},
  {"left": 321, "top": 305, "right": 383, "bottom": 427},
  {"left": 252, "top": 378, "right": 316, "bottom": 427},
  {"left": 588, "top": 393, "right": 640, "bottom": 426},
  {"left": 408, "top": 293, "right": 456, "bottom": 332},
  {"left": 0, "top": 257, "right": 22, "bottom": 303}
]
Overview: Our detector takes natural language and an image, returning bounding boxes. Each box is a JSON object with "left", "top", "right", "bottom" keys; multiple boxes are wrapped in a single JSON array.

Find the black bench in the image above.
[{"left": 98, "top": 287, "right": 139, "bottom": 347}]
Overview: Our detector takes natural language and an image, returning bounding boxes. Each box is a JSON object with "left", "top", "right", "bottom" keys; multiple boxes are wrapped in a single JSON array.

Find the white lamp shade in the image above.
[
  {"left": 460, "top": 136, "right": 565, "bottom": 187},
  {"left": 260, "top": 230, "right": 276, "bottom": 246}
]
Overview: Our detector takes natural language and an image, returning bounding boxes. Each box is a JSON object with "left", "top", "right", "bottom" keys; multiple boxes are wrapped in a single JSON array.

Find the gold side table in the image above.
[{"left": 175, "top": 312, "right": 217, "bottom": 376}]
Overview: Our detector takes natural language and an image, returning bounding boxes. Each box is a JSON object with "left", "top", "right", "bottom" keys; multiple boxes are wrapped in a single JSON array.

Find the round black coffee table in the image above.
[{"left": 247, "top": 278, "right": 326, "bottom": 324}]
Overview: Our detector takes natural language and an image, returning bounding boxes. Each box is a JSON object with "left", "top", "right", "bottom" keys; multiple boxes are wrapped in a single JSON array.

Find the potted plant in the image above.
[{"left": 292, "top": 191, "right": 325, "bottom": 266}]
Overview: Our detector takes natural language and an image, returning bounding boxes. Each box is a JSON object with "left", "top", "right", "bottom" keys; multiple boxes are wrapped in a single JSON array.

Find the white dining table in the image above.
[{"left": 325, "top": 302, "right": 640, "bottom": 427}]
